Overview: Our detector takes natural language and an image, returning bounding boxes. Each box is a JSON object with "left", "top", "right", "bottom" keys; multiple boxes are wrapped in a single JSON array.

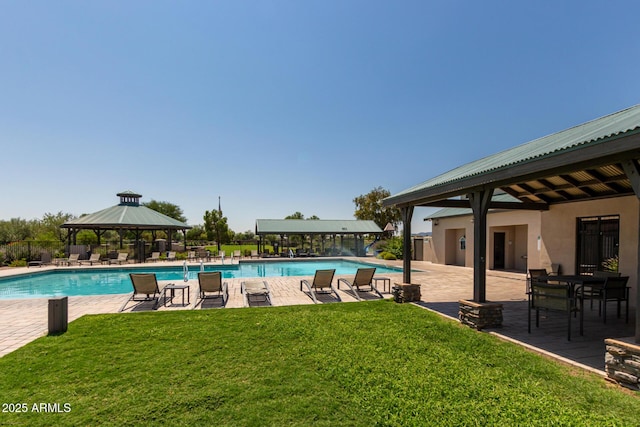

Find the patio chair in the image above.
[
  {"left": 166, "top": 251, "right": 176, "bottom": 261},
  {"left": 109, "top": 252, "right": 129, "bottom": 265},
  {"left": 337, "top": 268, "right": 383, "bottom": 301},
  {"left": 589, "top": 276, "right": 630, "bottom": 323},
  {"left": 79, "top": 253, "right": 102, "bottom": 266},
  {"left": 147, "top": 252, "right": 160, "bottom": 263},
  {"left": 300, "top": 269, "right": 339, "bottom": 304},
  {"left": 193, "top": 271, "right": 228, "bottom": 309},
  {"left": 581, "top": 270, "right": 621, "bottom": 309},
  {"left": 250, "top": 250, "right": 259, "bottom": 259},
  {"left": 241, "top": 280, "right": 271, "bottom": 307},
  {"left": 187, "top": 251, "right": 197, "bottom": 262},
  {"left": 527, "top": 269, "right": 548, "bottom": 293},
  {"left": 197, "top": 249, "right": 210, "bottom": 262},
  {"left": 119, "top": 273, "right": 163, "bottom": 312},
  {"left": 528, "top": 281, "right": 582, "bottom": 341},
  {"left": 232, "top": 250, "right": 241, "bottom": 260}
]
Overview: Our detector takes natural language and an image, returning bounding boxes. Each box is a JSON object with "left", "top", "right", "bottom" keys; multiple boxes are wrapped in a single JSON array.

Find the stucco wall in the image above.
[
  {"left": 428, "top": 195, "right": 638, "bottom": 308},
  {"left": 540, "top": 195, "right": 638, "bottom": 307}
]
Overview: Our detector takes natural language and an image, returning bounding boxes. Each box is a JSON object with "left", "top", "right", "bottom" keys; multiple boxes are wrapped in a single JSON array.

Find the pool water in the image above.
[{"left": 0, "top": 260, "right": 401, "bottom": 299}]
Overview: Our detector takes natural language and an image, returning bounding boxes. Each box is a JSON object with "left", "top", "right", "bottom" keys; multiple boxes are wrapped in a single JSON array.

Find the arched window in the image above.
[{"left": 459, "top": 236, "right": 466, "bottom": 250}]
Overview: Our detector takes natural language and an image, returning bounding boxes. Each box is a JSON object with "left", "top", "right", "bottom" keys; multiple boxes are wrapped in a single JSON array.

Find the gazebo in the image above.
[
  {"left": 61, "top": 191, "right": 191, "bottom": 262},
  {"left": 255, "top": 219, "right": 383, "bottom": 256}
]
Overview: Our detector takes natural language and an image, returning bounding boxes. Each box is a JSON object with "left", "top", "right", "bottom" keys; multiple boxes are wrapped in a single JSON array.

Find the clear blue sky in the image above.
[{"left": 2, "top": 1, "right": 639, "bottom": 234}]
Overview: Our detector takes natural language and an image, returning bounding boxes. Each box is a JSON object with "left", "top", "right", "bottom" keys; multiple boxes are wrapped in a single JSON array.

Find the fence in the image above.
[{"left": 0, "top": 241, "right": 141, "bottom": 265}]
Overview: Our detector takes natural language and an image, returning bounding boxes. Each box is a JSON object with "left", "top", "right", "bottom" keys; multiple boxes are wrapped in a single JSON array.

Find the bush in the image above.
[
  {"left": 378, "top": 251, "right": 397, "bottom": 260},
  {"left": 378, "top": 237, "right": 403, "bottom": 260},
  {"left": 10, "top": 259, "right": 27, "bottom": 267}
]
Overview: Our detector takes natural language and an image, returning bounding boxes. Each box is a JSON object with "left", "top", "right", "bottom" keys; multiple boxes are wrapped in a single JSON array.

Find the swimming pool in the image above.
[{"left": 0, "top": 260, "right": 402, "bottom": 299}]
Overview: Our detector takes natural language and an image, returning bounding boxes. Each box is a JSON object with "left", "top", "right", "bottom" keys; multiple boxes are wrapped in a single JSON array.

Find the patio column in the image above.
[
  {"left": 469, "top": 189, "right": 494, "bottom": 303},
  {"left": 401, "top": 206, "right": 414, "bottom": 284},
  {"left": 622, "top": 160, "right": 640, "bottom": 343}
]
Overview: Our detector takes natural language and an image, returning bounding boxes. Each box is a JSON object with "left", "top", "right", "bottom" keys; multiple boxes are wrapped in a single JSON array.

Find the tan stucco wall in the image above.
[
  {"left": 427, "top": 195, "right": 639, "bottom": 308},
  {"left": 540, "top": 196, "right": 638, "bottom": 306},
  {"left": 430, "top": 209, "right": 541, "bottom": 272}
]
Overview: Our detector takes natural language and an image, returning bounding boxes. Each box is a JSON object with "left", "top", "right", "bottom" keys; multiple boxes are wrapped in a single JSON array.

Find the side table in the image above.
[{"left": 163, "top": 284, "right": 190, "bottom": 307}]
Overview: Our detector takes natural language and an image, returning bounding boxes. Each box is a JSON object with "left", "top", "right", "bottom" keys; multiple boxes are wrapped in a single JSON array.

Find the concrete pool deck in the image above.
[{"left": 0, "top": 258, "right": 635, "bottom": 375}]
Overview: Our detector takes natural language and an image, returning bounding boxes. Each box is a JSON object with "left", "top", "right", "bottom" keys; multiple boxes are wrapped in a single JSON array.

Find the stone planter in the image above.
[
  {"left": 605, "top": 338, "right": 640, "bottom": 391},
  {"left": 458, "top": 299, "right": 503, "bottom": 330},
  {"left": 392, "top": 283, "right": 421, "bottom": 303}
]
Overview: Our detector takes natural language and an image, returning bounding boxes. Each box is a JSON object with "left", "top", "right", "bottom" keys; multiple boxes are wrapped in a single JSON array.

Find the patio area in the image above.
[{"left": 0, "top": 259, "right": 635, "bottom": 374}]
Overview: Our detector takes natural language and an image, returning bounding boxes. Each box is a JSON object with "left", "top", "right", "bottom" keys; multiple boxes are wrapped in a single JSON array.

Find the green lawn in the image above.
[{"left": 1, "top": 301, "right": 638, "bottom": 426}]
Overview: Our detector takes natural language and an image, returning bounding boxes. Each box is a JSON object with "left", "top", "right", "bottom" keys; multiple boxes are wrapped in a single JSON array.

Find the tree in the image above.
[
  {"left": 285, "top": 212, "right": 304, "bottom": 220},
  {"left": 142, "top": 199, "right": 187, "bottom": 239},
  {"left": 0, "top": 218, "right": 32, "bottom": 243},
  {"left": 353, "top": 186, "right": 401, "bottom": 230},
  {"left": 35, "top": 212, "right": 75, "bottom": 242},
  {"left": 143, "top": 200, "right": 187, "bottom": 223},
  {"left": 203, "top": 209, "right": 230, "bottom": 250}
]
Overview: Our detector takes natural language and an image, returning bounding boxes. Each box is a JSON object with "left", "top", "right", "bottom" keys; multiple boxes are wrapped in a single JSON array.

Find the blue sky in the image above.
[{"left": 1, "top": 1, "right": 639, "bottom": 234}]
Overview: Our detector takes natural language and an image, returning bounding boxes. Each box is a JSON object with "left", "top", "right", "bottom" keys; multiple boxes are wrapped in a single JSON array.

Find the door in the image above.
[
  {"left": 493, "top": 232, "right": 505, "bottom": 269},
  {"left": 576, "top": 215, "right": 619, "bottom": 274}
]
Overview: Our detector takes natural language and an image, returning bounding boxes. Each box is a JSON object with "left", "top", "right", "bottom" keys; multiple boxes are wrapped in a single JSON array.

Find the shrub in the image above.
[
  {"left": 10, "top": 259, "right": 27, "bottom": 267},
  {"left": 378, "top": 237, "right": 404, "bottom": 259},
  {"left": 378, "top": 251, "right": 397, "bottom": 260}
]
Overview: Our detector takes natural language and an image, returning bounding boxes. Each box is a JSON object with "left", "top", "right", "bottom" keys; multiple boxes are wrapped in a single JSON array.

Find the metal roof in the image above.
[
  {"left": 424, "top": 192, "right": 521, "bottom": 220},
  {"left": 385, "top": 105, "right": 640, "bottom": 207},
  {"left": 61, "top": 193, "right": 191, "bottom": 230},
  {"left": 255, "top": 219, "right": 383, "bottom": 235}
]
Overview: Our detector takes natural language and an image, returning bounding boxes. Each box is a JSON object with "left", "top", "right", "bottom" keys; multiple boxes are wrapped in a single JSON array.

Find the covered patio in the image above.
[
  {"left": 255, "top": 219, "right": 383, "bottom": 257},
  {"left": 384, "top": 105, "right": 640, "bottom": 387}
]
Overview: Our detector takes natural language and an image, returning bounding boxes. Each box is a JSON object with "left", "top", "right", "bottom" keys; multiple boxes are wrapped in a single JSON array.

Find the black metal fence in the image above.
[{"left": 0, "top": 241, "right": 139, "bottom": 265}]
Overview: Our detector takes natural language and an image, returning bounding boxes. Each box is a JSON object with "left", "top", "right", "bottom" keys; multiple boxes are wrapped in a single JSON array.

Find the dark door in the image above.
[
  {"left": 577, "top": 215, "right": 619, "bottom": 274},
  {"left": 493, "top": 232, "right": 506, "bottom": 269}
]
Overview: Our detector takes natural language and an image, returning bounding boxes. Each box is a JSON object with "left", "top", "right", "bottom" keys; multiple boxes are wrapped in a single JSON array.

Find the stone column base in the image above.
[
  {"left": 458, "top": 299, "right": 503, "bottom": 330},
  {"left": 605, "top": 338, "right": 640, "bottom": 391},
  {"left": 392, "top": 283, "right": 421, "bottom": 303}
]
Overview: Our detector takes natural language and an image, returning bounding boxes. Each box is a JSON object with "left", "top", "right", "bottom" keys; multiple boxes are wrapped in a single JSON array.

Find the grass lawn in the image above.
[{"left": 1, "top": 301, "right": 638, "bottom": 426}]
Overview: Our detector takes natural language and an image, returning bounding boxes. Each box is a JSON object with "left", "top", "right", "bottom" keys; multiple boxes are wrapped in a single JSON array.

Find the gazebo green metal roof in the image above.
[
  {"left": 61, "top": 191, "right": 191, "bottom": 230},
  {"left": 255, "top": 219, "right": 382, "bottom": 235}
]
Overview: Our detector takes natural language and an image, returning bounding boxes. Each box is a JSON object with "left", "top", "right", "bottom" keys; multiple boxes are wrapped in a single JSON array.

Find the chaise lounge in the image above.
[{"left": 300, "top": 269, "right": 340, "bottom": 304}]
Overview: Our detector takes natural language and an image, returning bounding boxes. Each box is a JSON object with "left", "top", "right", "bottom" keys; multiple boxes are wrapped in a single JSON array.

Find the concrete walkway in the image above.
[{"left": 0, "top": 259, "right": 635, "bottom": 374}]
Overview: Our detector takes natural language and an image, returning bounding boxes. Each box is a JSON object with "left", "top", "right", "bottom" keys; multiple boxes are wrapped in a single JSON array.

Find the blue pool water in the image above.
[{"left": 0, "top": 260, "right": 402, "bottom": 299}]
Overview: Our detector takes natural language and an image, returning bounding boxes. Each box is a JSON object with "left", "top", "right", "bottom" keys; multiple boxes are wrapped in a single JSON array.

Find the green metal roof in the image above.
[
  {"left": 386, "top": 105, "right": 640, "bottom": 206},
  {"left": 255, "top": 219, "right": 382, "bottom": 235},
  {"left": 424, "top": 192, "right": 521, "bottom": 220},
  {"left": 61, "top": 193, "right": 191, "bottom": 230}
]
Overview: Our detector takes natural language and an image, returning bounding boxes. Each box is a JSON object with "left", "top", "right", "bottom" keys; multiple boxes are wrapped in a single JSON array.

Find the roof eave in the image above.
[{"left": 384, "top": 132, "right": 640, "bottom": 207}]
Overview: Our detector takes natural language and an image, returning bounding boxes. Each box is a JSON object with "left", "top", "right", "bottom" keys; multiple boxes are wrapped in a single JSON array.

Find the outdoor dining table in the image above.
[
  {"left": 538, "top": 275, "right": 606, "bottom": 307},
  {"left": 540, "top": 274, "right": 605, "bottom": 293}
]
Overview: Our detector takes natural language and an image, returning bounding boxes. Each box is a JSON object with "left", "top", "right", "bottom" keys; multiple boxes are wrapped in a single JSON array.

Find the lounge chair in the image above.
[
  {"left": 300, "top": 269, "right": 340, "bottom": 304},
  {"left": 250, "top": 250, "right": 259, "bottom": 259},
  {"left": 79, "top": 253, "right": 102, "bottom": 266},
  {"left": 241, "top": 280, "right": 271, "bottom": 307},
  {"left": 57, "top": 253, "right": 80, "bottom": 266},
  {"left": 337, "top": 268, "right": 383, "bottom": 301},
  {"left": 166, "top": 251, "right": 176, "bottom": 261},
  {"left": 187, "top": 251, "right": 197, "bottom": 262},
  {"left": 147, "top": 252, "right": 160, "bottom": 263},
  {"left": 232, "top": 250, "right": 241, "bottom": 260},
  {"left": 194, "top": 272, "right": 228, "bottom": 309},
  {"left": 119, "top": 273, "right": 163, "bottom": 311},
  {"left": 109, "top": 252, "right": 129, "bottom": 265}
]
